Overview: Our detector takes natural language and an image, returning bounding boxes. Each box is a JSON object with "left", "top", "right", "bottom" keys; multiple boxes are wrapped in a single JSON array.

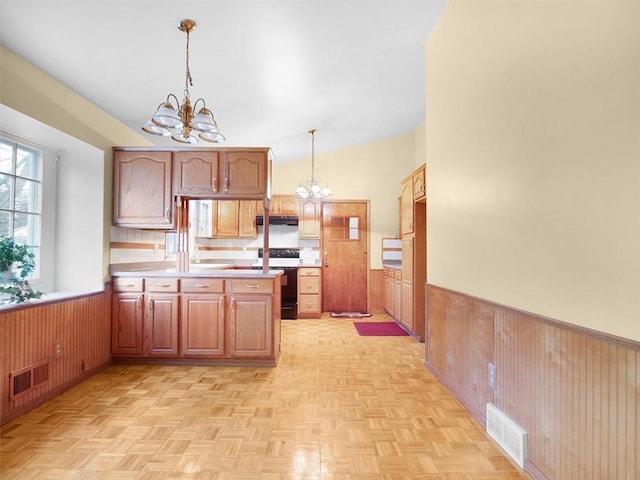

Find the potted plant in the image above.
[{"left": 0, "top": 236, "right": 42, "bottom": 303}]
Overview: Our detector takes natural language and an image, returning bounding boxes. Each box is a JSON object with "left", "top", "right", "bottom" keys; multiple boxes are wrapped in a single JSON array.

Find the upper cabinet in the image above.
[
  {"left": 173, "top": 151, "right": 220, "bottom": 196},
  {"left": 114, "top": 147, "right": 271, "bottom": 229},
  {"left": 113, "top": 150, "right": 174, "bottom": 229},
  {"left": 270, "top": 195, "right": 299, "bottom": 216},
  {"left": 299, "top": 198, "right": 321, "bottom": 239},
  {"left": 413, "top": 165, "right": 426, "bottom": 201},
  {"left": 213, "top": 200, "right": 257, "bottom": 238},
  {"left": 400, "top": 177, "right": 414, "bottom": 235},
  {"left": 221, "top": 150, "right": 269, "bottom": 197}
]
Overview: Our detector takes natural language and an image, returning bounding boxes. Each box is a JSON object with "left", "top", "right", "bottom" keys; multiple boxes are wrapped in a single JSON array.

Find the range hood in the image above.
[{"left": 256, "top": 215, "right": 299, "bottom": 226}]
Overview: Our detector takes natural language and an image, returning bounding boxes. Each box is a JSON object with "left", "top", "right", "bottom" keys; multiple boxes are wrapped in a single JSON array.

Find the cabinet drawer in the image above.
[
  {"left": 299, "top": 276, "right": 320, "bottom": 294},
  {"left": 299, "top": 294, "right": 320, "bottom": 313},
  {"left": 145, "top": 278, "right": 179, "bottom": 293},
  {"left": 113, "top": 277, "right": 143, "bottom": 292},
  {"left": 181, "top": 278, "right": 224, "bottom": 293},
  {"left": 227, "top": 278, "right": 273, "bottom": 294},
  {"left": 299, "top": 267, "right": 320, "bottom": 277}
]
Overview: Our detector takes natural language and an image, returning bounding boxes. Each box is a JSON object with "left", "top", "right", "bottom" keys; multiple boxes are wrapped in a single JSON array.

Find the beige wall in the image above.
[
  {"left": 272, "top": 131, "right": 418, "bottom": 269},
  {"left": 425, "top": 1, "right": 640, "bottom": 341}
]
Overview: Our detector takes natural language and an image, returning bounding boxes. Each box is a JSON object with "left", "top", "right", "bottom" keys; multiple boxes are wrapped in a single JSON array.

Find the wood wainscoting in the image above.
[
  {"left": 0, "top": 286, "right": 112, "bottom": 425},
  {"left": 425, "top": 284, "right": 639, "bottom": 480}
]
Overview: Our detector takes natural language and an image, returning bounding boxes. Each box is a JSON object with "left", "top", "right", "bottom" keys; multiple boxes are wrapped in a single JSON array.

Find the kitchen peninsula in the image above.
[
  {"left": 110, "top": 264, "right": 282, "bottom": 366},
  {"left": 111, "top": 147, "right": 283, "bottom": 366}
]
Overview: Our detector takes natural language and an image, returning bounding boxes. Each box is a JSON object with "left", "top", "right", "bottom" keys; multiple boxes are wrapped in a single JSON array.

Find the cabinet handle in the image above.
[
  {"left": 219, "top": 297, "right": 225, "bottom": 316},
  {"left": 232, "top": 300, "right": 236, "bottom": 311},
  {"left": 148, "top": 298, "right": 154, "bottom": 311},
  {"left": 154, "top": 283, "right": 172, "bottom": 288},
  {"left": 195, "top": 284, "right": 210, "bottom": 288},
  {"left": 213, "top": 178, "right": 217, "bottom": 193},
  {"left": 123, "top": 283, "right": 136, "bottom": 288},
  {"left": 244, "top": 284, "right": 260, "bottom": 289},
  {"left": 224, "top": 177, "right": 229, "bottom": 193},
  {"left": 165, "top": 208, "right": 170, "bottom": 221},
  {"left": 136, "top": 295, "right": 142, "bottom": 309}
]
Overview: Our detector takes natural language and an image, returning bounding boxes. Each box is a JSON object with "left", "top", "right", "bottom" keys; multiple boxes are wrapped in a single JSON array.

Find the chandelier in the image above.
[
  {"left": 295, "top": 129, "right": 332, "bottom": 199},
  {"left": 142, "top": 19, "right": 225, "bottom": 144}
]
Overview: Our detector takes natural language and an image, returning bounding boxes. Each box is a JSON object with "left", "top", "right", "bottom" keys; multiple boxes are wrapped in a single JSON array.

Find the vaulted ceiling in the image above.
[{"left": 1, "top": 1, "right": 446, "bottom": 163}]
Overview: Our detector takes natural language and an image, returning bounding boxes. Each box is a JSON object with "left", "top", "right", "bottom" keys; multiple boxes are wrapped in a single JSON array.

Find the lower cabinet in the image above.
[
  {"left": 393, "top": 269, "right": 402, "bottom": 322},
  {"left": 112, "top": 275, "right": 281, "bottom": 364},
  {"left": 180, "top": 278, "right": 226, "bottom": 356},
  {"left": 298, "top": 267, "right": 322, "bottom": 318}
]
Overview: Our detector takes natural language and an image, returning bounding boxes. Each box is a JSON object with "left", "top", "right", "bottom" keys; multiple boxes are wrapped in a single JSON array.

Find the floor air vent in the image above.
[
  {"left": 486, "top": 403, "right": 528, "bottom": 468},
  {"left": 10, "top": 360, "right": 50, "bottom": 398}
]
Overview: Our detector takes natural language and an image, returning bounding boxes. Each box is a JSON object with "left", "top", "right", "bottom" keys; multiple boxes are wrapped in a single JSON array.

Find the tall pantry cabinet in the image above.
[{"left": 400, "top": 165, "right": 426, "bottom": 341}]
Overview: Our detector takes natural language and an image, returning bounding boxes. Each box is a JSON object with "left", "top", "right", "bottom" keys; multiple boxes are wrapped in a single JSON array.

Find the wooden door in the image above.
[
  {"left": 321, "top": 201, "right": 369, "bottom": 313},
  {"left": 214, "top": 200, "right": 240, "bottom": 237},
  {"left": 228, "top": 294, "right": 272, "bottom": 357},
  {"left": 144, "top": 293, "right": 179, "bottom": 356},
  {"left": 180, "top": 294, "right": 225, "bottom": 356},
  {"left": 299, "top": 198, "right": 321, "bottom": 239}
]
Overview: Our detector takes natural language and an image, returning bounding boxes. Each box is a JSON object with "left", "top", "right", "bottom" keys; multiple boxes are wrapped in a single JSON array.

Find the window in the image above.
[{"left": 0, "top": 137, "right": 43, "bottom": 278}]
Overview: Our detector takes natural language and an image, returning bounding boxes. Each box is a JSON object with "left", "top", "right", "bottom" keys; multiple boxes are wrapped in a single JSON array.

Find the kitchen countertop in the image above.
[{"left": 110, "top": 262, "right": 283, "bottom": 278}]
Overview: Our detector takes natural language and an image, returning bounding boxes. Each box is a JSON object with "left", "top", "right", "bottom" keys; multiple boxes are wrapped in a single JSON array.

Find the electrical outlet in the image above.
[
  {"left": 488, "top": 362, "right": 496, "bottom": 389},
  {"left": 54, "top": 340, "right": 62, "bottom": 357}
]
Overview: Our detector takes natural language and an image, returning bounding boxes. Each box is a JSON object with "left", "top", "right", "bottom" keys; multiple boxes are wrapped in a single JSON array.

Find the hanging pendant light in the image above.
[
  {"left": 142, "top": 19, "right": 225, "bottom": 144},
  {"left": 295, "top": 129, "right": 332, "bottom": 199}
]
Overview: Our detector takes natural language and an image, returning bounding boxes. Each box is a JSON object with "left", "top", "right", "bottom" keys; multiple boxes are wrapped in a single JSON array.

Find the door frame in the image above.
[{"left": 320, "top": 199, "right": 371, "bottom": 313}]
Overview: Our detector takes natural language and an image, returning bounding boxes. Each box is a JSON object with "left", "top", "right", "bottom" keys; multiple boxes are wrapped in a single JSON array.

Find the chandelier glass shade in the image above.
[
  {"left": 295, "top": 129, "right": 332, "bottom": 199},
  {"left": 142, "top": 19, "right": 225, "bottom": 144}
]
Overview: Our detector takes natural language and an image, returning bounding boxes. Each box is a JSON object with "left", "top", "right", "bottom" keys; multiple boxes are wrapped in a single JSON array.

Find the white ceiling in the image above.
[{"left": 1, "top": 1, "right": 446, "bottom": 164}]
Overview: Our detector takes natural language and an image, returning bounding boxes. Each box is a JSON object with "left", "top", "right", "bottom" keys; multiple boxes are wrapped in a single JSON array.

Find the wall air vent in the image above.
[
  {"left": 10, "top": 360, "right": 50, "bottom": 398},
  {"left": 486, "top": 403, "right": 528, "bottom": 469}
]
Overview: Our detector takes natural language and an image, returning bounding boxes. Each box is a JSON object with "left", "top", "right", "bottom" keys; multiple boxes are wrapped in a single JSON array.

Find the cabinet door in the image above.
[
  {"left": 401, "top": 279, "right": 413, "bottom": 331},
  {"left": 113, "top": 151, "right": 173, "bottom": 228},
  {"left": 299, "top": 198, "right": 321, "bottom": 239},
  {"left": 144, "top": 293, "right": 179, "bottom": 356},
  {"left": 393, "top": 274, "right": 402, "bottom": 322},
  {"left": 213, "top": 200, "right": 240, "bottom": 237},
  {"left": 402, "top": 235, "right": 414, "bottom": 282},
  {"left": 228, "top": 294, "right": 273, "bottom": 357},
  {"left": 413, "top": 166, "right": 426, "bottom": 200},
  {"left": 181, "top": 294, "right": 225, "bottom": 357},
  {"left": 174, "top": 151, "right": 220, "bottom": 196},
  {"left": 112, "top": 293, "right": 144, "bottom": 355},
  {"left": 238, "top": 200, "right": 257, "bottom": 238},
  {"left": 221, "top": 151, "right": 268, "bottom": 195},
  {"left": 271, "top": 195, "right": 298, "bottom": 216},
  {"left": 400, "top": 177, "right": 414, "bottom": 235}
]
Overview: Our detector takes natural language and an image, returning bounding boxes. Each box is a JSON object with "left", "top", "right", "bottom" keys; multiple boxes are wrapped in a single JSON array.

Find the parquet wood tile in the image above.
[{"left": 0, "top": 314, "right": 530, "bottom": 479}]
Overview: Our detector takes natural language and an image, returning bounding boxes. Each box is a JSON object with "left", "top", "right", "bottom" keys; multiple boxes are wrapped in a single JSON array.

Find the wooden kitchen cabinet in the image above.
[
  {"left": 413, "top": 165, "right": 426, "bottom": 200},
  {"left": 382, "top": 267, "right": 395, "bottom": 318},
  {"left": 112, "top": 277, "right": 179, "bottom": 357},
  {"left": 393, "top": 269, "right": 402, "bottom": 322},
  {"left": 173, "top": 150, "right": 220, "bottom": 196},
  {"left": 213, "top": 200, "right": 257, "bottom": 238},
  {"left": 298, "top": 267, "right": 322, "bottom": 318},
  {"left": 113, "top": 150, "right": 173, "bottom": 229},
  {"left": 400, "top": 177, "right": 414, "bottom": 235},
  {"left": 227, "top": 278, "right": 275, "bottom": 357},
  {"left": 298, "top": 198, "right": 321, "bottom": 239},
  {"left": 112, "top": 278, "right": 144, "bottom": 355},
  {"left": 143, "top": 278, "right": 179, "bottom": 356},
  {"left": 221, "top": 150, "right": 269, "bottom": 196},
  {"left": 270, "top": 195, "right": 299, "bottom": 216},
  {"left": 180, "top": 278, "right": 225, "bottom": 357}
]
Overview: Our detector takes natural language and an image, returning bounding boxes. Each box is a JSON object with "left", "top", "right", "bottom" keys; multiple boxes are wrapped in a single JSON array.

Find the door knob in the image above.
[{"left": 324, "top": 262, "right": 329, "bottom": 267}]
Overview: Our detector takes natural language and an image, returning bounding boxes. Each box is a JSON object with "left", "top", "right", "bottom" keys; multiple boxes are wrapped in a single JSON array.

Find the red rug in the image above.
[{"left": 353, "top": 321, "right": 409, "bottom": 336}]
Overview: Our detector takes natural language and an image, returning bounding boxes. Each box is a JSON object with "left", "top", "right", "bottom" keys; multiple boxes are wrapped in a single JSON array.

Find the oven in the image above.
[{"left": 253, "top": 248, "right": 299, "bottom": 319}]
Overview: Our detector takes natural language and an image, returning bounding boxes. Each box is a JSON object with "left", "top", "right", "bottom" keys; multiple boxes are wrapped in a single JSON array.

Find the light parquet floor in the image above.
[{"left": 0, "top": 314, "right": 530, "bottom": 480}]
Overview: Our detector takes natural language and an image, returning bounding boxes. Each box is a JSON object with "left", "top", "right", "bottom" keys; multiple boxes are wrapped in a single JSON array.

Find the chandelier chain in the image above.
[{"left": 184, "top": 27, "right": 193, "bottom": 96}]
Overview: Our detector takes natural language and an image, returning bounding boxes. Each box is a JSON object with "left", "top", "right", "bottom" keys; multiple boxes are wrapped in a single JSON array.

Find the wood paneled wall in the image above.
[
  {"left": 425, "top": 284, "right": 639, "bottom": 480},
  {"left": 1, "top": 286, "right": 112, "bottom": 425}
]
